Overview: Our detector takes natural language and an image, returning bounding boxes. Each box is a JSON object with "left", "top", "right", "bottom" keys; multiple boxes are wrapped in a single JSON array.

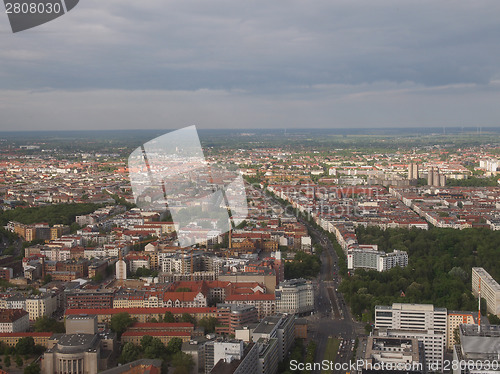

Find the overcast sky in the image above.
[{"left": 1, "top": 0, "right": 500, "bottom": 131}]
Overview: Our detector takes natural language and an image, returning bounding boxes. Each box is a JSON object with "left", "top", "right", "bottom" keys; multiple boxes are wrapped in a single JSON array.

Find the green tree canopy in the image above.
[
  {"left": 140, "top": 335, "right": 153, "bottom": 349},
  {"left": 171, "top": 351, "right": 194, "bottom": 374},
  {"left": 110, "top": 312, "right": 135, "bottom": 338},
  {"left": 118, "top": 342, "right": 142, "bottom": 364},
  {"left": 42, "top": 274, "right": 52, "bottom": 285},
  {"left": 166, "top": 337, "right": 183, "bottom": 356},
  {"left": 180, "top": 313, "right": 196, "bottom": 325},
  {"left": 340, "top": 226, "right": 500, "bottom": 319},
  {"left": 34, "top": 317, "right": 65, "bottom": 333},
  {"left": 15, "top": 337, "right": 35, "bottom": 355},
  {"left": 144, "top": 338, "right": 165, "bottom": 359},
  {"left": 284, "top": 251, "right": 321, "bottom": 279},
  {"left": 163, "top": 311, "right": 175, "bottom": 323},
  {"left": 0, "top": 203, "right": 102, "bottom": 226},
  {"left": 24, "top": 362, "right": 41, "bottom": 374},
  {"left": 198, "top": 317, "right": 217, "bottom": 333}
]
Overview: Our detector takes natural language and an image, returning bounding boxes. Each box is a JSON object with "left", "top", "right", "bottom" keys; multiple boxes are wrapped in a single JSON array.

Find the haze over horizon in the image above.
[{"left": 1, "top": 1, "right": 500, "bottom": 131}]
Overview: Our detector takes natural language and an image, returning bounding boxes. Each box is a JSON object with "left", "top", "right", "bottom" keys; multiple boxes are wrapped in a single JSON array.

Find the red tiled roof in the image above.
[
  {"left": 0, "top": 332, "right": 52, "bottom": 337},
  {"left": 0, "top": 309, "right": 28, "bottom": 323},
  {"left": 122, "top": 331, "right": 191, "bottom": 337},
  {"left": 65, "top": 307, "right": 216, "bottom": 315},
  {"left": 225, "top": 293, "right": 275, "bottom": 301},
  {"left": 130, "top": 322, "right": 194, "bottom": 328},
  {"left": 163, "top": 292, "right": 200, "bottom": 302}
]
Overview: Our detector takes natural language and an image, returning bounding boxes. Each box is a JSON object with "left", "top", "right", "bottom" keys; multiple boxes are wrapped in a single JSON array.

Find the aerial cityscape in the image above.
[
  {"left": 3, "top": 0, "right": 500, "bottom": 373},
  {"left": 0, "top": 129, "right": 496, "bottom": 373}
]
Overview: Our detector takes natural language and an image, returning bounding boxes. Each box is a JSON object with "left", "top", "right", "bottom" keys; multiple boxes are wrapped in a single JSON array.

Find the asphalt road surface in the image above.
[
  {"left": 264, "top": 190, "right": 363, "bottom": 373},
  {"left": 298, "top": 216, "right": 363, "bottom": 374}
]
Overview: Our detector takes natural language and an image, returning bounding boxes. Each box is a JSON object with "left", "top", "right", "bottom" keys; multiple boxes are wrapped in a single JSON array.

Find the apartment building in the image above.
[
  {"left": 65, "top": 289, "right": 116, "bottom": 310},
  {"left": 66, "top": 307, "right": 217, "bottom": 324},
  {"left": 0, "top": 332, "right": 53, "bottom": 348},
  {"left": 378, "top": 250, "right": 409, "bottom": 271},
  {"left": 216, "top": 304, "right": 258, "bottom": 335},
  {"left": 446, "top": 311, "right": 477, "bottom": 350},
  {"left": 126, "top": 255, "right": 150, "bottom": 273},
  {"left": 225, "top": 293, "right": 276, "bottom": 319},
  {"left": 208, "top": 342, "right": 260, "bottom": 374},
  {"left": 0, "top": 268, "right": 13, "bottom": 282},
  {"left": 252, "top": 314, "right": 295, "bottom": 363},
  {"left": 376, "top": 328, "right": 445, "bottom": 372},
  {"left": 375, "top": 303, "right": 447, "bottom": 332},
  {"left": 472, "top": 267, "right": 500, "bottom": 316},
  {"left": 25, "top": 293, "right": 57, "bottom": 321},
  {"left": 50, "top": 224, "right": 70, "bottom": 240},
  {"left": 347, "top": 248, "right": 408, "bottom": 272},
  {"left": 0, "top": 309, "right": 29, "bottom": 333},
  {"left": 3, "top": 295, "right": 26, "bottom": 310}
]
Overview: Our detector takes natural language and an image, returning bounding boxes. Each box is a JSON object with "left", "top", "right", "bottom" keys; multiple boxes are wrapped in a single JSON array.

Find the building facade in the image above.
[
  {"left": 275, "top": 279, "right": 314, "bottom": 315},
  {"left": 446, "top": 311, "right": 477, "bottom": 350},
  {"left": 375, "top": 303, "right": 447, "bottom": 371},
  {"left": 472, "top": 267, "right": 500, "bottom": 316},
  {"left": 41, "top": 334, "right": 101, "bottom": 374},
  {"left": 0, "top": 309, "right": 29, "bottom": 333},
  {"left": 26, "top": 293, "right": 57, "bottom": 321},
  {"left": 347, "top": 248, "right": 408, "bottom": 272}
]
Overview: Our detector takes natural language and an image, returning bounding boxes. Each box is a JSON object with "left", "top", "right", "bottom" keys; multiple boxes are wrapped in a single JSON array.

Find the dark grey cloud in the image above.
[
  {"left": 2, "top": 0, "right": 500, "bottom": 91},
  {"left": 1, "top": 0, "right": 500, "bottom": 130}
]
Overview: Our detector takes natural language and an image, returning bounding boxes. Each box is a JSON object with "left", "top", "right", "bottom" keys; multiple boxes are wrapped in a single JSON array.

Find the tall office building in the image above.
[
  {"left": 375, "top": 303, "right": 447, "bottom": 332},
  {"left": 408, "top": 163, "right": 419, "bottom": 180},
  {"left": 252, "top": 314, "right": 295, "bottom": 362},
  {"left": 426, "top": 166, "right": 446, "bottom": 187},
  {"left": 428, "top": 167, "right": 434, "bottom": 186},
  {"left": 375, "top": 303, "right": 447, "bottom": 371}
]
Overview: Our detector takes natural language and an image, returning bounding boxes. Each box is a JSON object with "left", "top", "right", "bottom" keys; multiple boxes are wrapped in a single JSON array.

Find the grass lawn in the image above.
[{"left": 321, "top": 337, "right": 340, "bottom": 374}]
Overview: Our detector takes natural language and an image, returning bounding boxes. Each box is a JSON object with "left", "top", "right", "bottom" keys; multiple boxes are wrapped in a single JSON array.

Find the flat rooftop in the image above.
[{"left": 253, "top": 316, "right": 282, "bottom": 334}]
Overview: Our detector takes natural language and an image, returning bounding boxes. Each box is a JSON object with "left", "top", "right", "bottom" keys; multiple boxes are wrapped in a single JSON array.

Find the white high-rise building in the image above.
[
  {"left": 479, "top": 158, "right": 500, "bottom": 173},
  {"left": 375, "top": 303, "right": 447, "bottom": 332},
  {"left": 472, "top": 267, "right": 500, "bottom": 316},
  {"left": 377, "top": 250, "right": 409, "bottom": 272},
  {"left": 376, "top": 328, "right": 446, "bottom": 372},
  {"left": 347, "top": 248, "right": 408, "bottom": 272},
  {"left": 408, "top": 163, "right": 419, "bottom": 180},
  {"left": 275, "top": 279, "right": 314, "bottom": 315},
  {"left": 375, "top": 303, "right": 447, "bottom": 371}
]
